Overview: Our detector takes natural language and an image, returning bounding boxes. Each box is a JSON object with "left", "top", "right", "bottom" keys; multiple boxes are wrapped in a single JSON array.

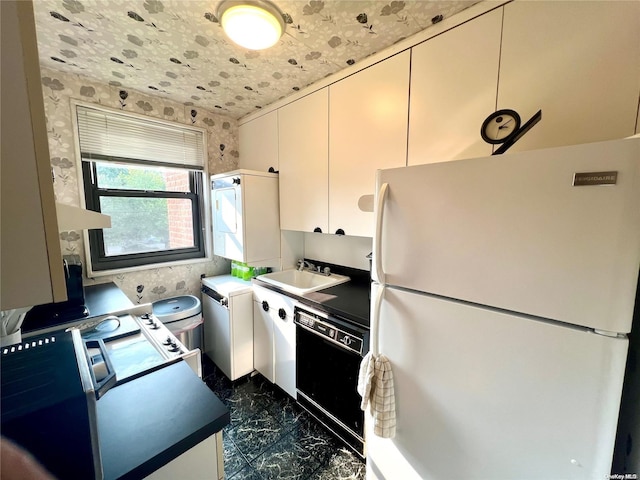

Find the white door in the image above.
[
  {"left": 329, "top": 50, "right": 410, "bottom": 237},
  {"left": 408, "top": 8, "right": 501, "bottom": 164},
  {"left": 497, "top": 1, "right": 640, "bottom": 152},
  {"left": 367, "top": 284, "right": 628, "bottom": 480},
  {"left": 202, "top": 294, "right": 232, "bottom": 379},
  {"left": 238, "top": 111, "right": 278, "bottom": 172},
  {"left": 253, "top": 298, "right": 274, "bottom": 383},
  {"left": 376, "top": 138, "right": 640, "bottom": 333},
  {"left": 212, "top": 184, "right": 243, "bottom": 261},
  {"left": 278, "top": 88, "right": 329, "bottom": 233},
  {"left": 272, "top": 297, "right": 297, "bottom": 399}
]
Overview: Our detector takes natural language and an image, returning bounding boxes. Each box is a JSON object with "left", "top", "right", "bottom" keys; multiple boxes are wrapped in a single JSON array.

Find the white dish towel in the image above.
[
  {"left": 358, "top": 351, "right": 396, "bottom": 438},
  {"left": 357, "top": 284, "right": 396, "bottom": 438}
]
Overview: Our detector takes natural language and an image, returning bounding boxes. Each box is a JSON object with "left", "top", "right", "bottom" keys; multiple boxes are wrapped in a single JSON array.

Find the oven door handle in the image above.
[{"left": 84, "top": 339, "right": 117, "bottom": 399}]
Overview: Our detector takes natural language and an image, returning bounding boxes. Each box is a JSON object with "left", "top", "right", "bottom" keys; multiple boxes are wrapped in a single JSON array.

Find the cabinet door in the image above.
[
  {"left": 253, "top": 300, "right": 274, "bottom": 383},
  {"left": 238, "top": 110, "right": 278, "bottom": 172},
  {"left": 228, "top": 292, "right": 254, "bottom": 380},
  {"left": 272, "top": 295, "right": 297, "bottom": 399},
  {"left": 408, "top": 9, "right": 501, "bottom": 165},
  {"left": 212, "top": 185, "right": 243, "bottom": 262},
  {"left": 278, "top": 89, "right": 329, "bottom": 233},
  {"left": 146, "top": 432, "right": 222, "bottom": 480},
  {"left": 203, "top": 295, "right": 232, "bottom": 379},
  {"left": 329, "top": 51, "right": 410, "bottom": 238},
  {"left": 1, "top": 0, "right": 65, "bottom": 310},
  {"left": 498, "top": 1, "right": 640, "bottom": 152}
]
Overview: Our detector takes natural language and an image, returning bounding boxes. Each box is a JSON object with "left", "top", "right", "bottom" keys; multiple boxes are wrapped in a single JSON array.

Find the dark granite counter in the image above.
[
  {"left": 22, "top": 282, "right": 134, "bottom": 334},
  {"left": 17, "top": 282, "right": 228, "bottom": 479},
  {"left": 98, "top": 361, "right": 229, "bottom": 480}
]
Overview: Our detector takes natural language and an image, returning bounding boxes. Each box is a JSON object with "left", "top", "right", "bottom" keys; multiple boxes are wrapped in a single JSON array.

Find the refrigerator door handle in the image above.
[
  {"left": 372, "top": 283, "right": 385, "bottom": 356},
  {"left": 373, "top": 182, "right": 389, "bottom": 284}
]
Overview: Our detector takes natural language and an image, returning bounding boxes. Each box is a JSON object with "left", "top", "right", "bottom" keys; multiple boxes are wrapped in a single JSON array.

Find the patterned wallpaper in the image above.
[
  {"left": 42, "top": 66, "right": 237, "bottom": 305},
  {"left": 33, "top": 0, "right": 479, "bottom": 119}
]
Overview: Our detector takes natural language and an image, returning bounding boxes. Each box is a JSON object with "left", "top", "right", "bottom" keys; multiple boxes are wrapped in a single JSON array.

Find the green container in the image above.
[
  {"left": 231, "top": 261, "right": 238, "bottom": 277},
  {"left": 242, "top": 265, "right": 254, "bottom": 281}
]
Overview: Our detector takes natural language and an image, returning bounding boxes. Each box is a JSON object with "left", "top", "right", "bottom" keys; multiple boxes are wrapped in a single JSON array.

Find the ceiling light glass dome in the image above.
[{"left": 218, "top": 1, "right": 285, "bottom": 50}]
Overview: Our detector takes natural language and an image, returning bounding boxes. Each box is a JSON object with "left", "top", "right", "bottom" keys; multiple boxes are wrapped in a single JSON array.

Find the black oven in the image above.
[{"left": 295, "top": 305, "right": 369, "bottom": 457}]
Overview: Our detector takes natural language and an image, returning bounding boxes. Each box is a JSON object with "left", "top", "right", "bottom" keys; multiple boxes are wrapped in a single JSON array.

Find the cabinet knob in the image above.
[
  {"left": 262, "top": 301, "right": 269, "bottom": 312},
  {"left": 313, "top": 227, "right": 322, "bottom": 233},
  {"left": 232, "top": 177, "right": 241, "bottom": 185},
  {"left": 335, "top": 228, "right": 345, "bottom": 236},
  {"left": 278, "top": 308, "right": 286, "bottom": 320}
]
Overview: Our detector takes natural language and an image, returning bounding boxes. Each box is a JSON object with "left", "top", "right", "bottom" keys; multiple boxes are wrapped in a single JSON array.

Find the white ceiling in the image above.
[{"left": 33, "top": 0, "right": 479, "bottom": 119}]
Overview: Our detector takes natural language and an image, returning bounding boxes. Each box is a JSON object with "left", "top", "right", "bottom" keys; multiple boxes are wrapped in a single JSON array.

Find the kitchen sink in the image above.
[{"left": 256, "top": 269, "right": 350, "bottom": 295}]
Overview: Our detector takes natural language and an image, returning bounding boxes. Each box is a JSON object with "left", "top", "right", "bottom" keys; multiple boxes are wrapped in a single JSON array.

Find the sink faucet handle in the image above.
[{"left": 323, "top": 267, "right": 331, "bottom": 276}]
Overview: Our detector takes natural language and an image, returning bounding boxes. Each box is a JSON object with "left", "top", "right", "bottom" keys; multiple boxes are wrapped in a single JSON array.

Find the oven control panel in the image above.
[
  {"left": 137, "top": 312, "right": 187, "bottom": 357},
  {"left": 295, "top": 309, "right": 364, "bottom": 355}
]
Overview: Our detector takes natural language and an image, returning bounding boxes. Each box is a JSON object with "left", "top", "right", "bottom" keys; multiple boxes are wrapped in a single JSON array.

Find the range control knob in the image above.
[
  {"left": 278, "top": 308, "right": 286, "bottom": 320},
  {"left": 340, "top": 335, "right": 352, "bottom": 346},
  {"left": 221, "top": 298, "right": 228, "bottom": 307},
  {"left": 140, "top": 313, "right": 150, "bottom": 320},
  {"left": 262, "top": 301, "right": 269, "bottom": 312},
  {"left": 150, "top": 322, "right": 160, "bottom": 330},
  {"left": 163, "top": 337, "right": 172, "bottom": 346}
]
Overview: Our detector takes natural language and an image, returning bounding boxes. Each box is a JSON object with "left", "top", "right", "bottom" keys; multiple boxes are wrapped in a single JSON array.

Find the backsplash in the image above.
[
  {"left": 41, "top": 66, "right": 237, "bottom": 304},
  {"left": 303, "top": 233, "right": 372, "bottom": 271}
]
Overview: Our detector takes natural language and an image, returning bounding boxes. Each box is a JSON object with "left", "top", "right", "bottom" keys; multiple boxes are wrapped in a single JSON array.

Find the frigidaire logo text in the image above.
[{"left": 573, "top": 171, "right": 618, "bottom": 186}]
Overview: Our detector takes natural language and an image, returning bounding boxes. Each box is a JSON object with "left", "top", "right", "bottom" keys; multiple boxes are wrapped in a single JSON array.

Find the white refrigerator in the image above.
[{"left": 367, "top": 138, "right": 640, "bottom": 479}]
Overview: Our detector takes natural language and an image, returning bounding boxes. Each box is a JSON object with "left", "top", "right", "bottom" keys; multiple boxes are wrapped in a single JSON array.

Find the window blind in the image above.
[{"left": 76, "top": 105, "right": 205, "bottom": 169}]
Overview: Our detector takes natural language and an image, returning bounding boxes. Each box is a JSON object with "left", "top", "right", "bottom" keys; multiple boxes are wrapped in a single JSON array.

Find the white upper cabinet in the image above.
[
  {"left": 329, "top": 51, "right": 410, "bottom": 238},
  {"left": 408, "top": 9, "right": 502, "bottom": 165},
  {"left": 498, "top": 1, "right": 640, "bottom": 152},
  {"left": 238, "top": 110, "right": 278, "bottom": 172},
  {"left": 278, "top": 89, "right": 329, "bottom": 233},
  {"left": 1, "top": 0, "right": 66, "bottom": 310}
]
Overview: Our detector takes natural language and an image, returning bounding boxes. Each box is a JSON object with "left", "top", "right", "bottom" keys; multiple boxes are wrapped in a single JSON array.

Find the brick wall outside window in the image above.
[{"left": 164, "top": 171, "right": 194, "bottom": 249}]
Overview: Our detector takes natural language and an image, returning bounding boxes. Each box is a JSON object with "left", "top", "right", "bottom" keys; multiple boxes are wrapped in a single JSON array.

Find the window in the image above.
[{"left": 75, "top": 104, "right": 209, "bottom": 273}]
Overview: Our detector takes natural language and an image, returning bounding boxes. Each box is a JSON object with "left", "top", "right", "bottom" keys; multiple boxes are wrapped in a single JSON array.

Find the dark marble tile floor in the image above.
[{"left": 202, "top": 355, "right": 366, "bottom": 480}]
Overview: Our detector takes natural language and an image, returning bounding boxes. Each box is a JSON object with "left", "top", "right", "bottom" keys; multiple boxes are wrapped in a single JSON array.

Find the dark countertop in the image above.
[
  {"left": 253, "top": 261, "right": 371, "bottom": 329},
  {"left": 84, "top": 282, "right": 135, "bottom": 317},
  {"left": 98, "top": 360, "right": 230, "bottom": 480},
  {"left": 18, "top": 282, "right": 229, "bottom": 479},
  {"left": 22, "top": 282, "right": 134, "bottom": 334}
]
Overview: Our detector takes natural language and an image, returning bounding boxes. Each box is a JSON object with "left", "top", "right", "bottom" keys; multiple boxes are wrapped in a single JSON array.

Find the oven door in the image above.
[{"left": 295, "top": 312, "right": 366, "bottom": 445}]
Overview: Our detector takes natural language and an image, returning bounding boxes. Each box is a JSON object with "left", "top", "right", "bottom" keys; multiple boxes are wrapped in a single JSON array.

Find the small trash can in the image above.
[{"left": 152, "top": 295, "right": 203, "bottom": 352}]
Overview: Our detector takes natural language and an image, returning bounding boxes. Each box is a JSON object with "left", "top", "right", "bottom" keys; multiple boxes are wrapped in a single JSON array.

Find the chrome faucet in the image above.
[
  {"left": 297, "top": 259, "right": 315, "bottom": 271},
  {"left": 297, "top": 260, "right": 331, "bottom": 276}
]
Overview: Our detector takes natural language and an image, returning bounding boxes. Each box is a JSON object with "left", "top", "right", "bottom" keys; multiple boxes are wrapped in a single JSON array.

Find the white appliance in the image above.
[
  {"left": 367, "top": 138, "right": 640, "bottom": 479},
  {"left": 201, "top": 275, "right": 254, "bottom": 381},
  {"left": 211, "top": 169, "right": 280, "bottom": 266}
]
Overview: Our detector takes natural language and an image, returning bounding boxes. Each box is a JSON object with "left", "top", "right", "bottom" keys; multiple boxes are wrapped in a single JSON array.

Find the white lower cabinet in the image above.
[
  {"left": 253, "top": 291, "right": 274, "bottom": 383},
  {"left": 145, "top": 432, "right": 223, "bottom": 480},
  {"left": 202, "top": 287, "right": 254, "bottom": 382},
  {"left": 252, "top": 285, "right": 297, "bottom": 398}
]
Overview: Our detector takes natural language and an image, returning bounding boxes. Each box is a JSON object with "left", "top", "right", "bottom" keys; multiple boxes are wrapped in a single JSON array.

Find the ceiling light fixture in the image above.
[{"left": 217, "top": 0, "right": 285, "bottom": 50}]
